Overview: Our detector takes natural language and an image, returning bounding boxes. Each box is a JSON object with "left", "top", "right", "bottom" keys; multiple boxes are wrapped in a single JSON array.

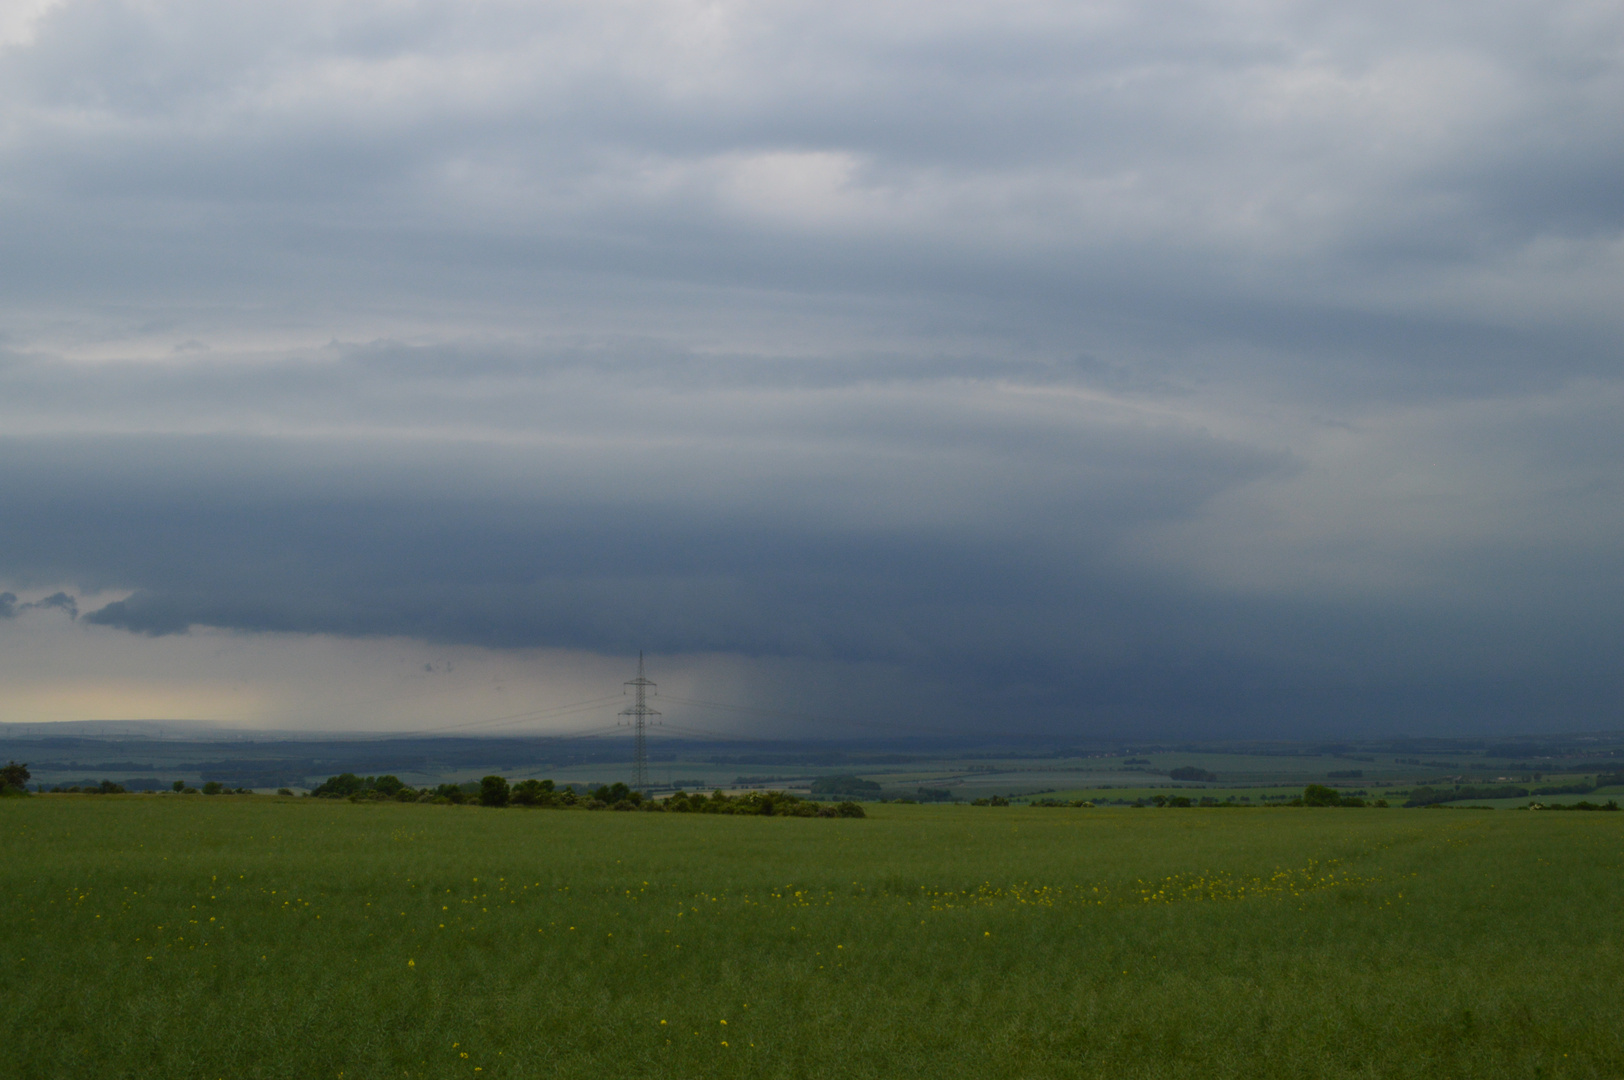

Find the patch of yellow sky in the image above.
[{"left": 0, "top": 594, "right": 734, "bottom": 732}]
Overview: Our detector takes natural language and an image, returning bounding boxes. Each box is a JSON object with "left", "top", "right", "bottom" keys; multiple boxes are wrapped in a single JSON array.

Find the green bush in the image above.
[
  {"left": 371, "top": 775, "right": 406, "bottom": 796},
  {"left": 809, "top": 774, "right": 881, "bottom": 795},
  {"left": 510, "top": 779, "right": 554, "bottom": 806},
  {"left": 1, "top": 760, "right": 31, "bottom": 792},
  {"left": 590, "top": 782, "right": 641, "bottom": 806},
  {"left": 1301, "top": 784, "right": 1341, "bottom": 807},
  {"left": 306, "top": 773, "right": 420, "bottom": 800},
  {"left": 479, "top": 776, "right": 511, "bottom": 807},
  {"left": 312, "top": 773, "right": 367, "bottom": 798}
]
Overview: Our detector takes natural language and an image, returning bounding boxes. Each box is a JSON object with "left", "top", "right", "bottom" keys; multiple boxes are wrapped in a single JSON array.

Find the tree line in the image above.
[
  {"left": 1403, "top": 774, "right": 1624, "bottom": 807},
  {"left": 306, "top": 773, "right": 865, "bottom": 816}
]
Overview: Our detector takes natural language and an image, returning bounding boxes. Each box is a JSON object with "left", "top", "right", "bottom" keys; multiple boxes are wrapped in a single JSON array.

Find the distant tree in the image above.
[
  {"left": 511, "top": 779, "right": 556, "bottom": 806},
  {"left": 1301, "top": 784, "right": 1341, "bottom": 807},
  {"left": 172, "top": 780, "right": 186, "bottom": 793},
  {"left": 1, "top": 761, "right": 30, "bottom": 790},
  {"left": 312, "top": 773, "right": 366, "bottom": 798},
  {"left": 479, "top": 775, "right": 511, "bottom": 807},
  {"left": 201, "top": 781, "right": 224, "bottom": 796},
  {"left": 810, "top": 774, "right": 882, "bottom": 796},
  {"left": 372, "top": 775, "right": 406, "bottom": 796},
  {"left": 276, "top": 787, "right": 294, "bottom": 796},
  {"left": 97, "top": 780, "right": 127, "bottom": 794},
  {"left": 593, "top": 782, "right": 632, "bottom": 805}
]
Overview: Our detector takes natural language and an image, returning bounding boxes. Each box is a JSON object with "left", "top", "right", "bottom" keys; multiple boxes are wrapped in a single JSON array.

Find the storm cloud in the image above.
[{"left": 0, "top": 0, "right": 1619, "bottom": 735}]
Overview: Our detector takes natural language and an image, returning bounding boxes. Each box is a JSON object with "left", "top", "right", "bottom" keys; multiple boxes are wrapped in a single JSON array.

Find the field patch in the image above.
[{"left": 3, "top": 799, "right": 1621, "bottom": 1079}]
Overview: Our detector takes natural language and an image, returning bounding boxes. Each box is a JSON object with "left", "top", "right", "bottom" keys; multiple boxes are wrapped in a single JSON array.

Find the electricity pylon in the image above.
[{"left": 619, "top": 652, "right": 660, "bottom": 791}]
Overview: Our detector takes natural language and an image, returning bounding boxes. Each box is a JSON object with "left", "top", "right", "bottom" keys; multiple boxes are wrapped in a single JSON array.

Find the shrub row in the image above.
[
  {"left": 1406, "top": 775, "right": 1624, "bottom": 807},
  {"left": 1526, "top": 800, "right": 1620, "bottom": 811},
  {"left": 974, "top": 787, "right": 1392, "bottom": 808},
  {"left": 308, "top": 773, "right": 865, "bottom": 817},
  {"left": 47, "top": 781, "right": 259, "bottom": 794}
]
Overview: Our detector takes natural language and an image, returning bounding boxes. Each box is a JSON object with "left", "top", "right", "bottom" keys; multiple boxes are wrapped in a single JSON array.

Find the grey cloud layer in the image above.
[
  {"left": 2, "top": 343, "right": 1618, "bottom": 733},
  {"left": 0, "top": 0, "right": 1620, "bottom": 734},
  {"left": 6, "top": 2, "right": 1620, "bottom": 335}
]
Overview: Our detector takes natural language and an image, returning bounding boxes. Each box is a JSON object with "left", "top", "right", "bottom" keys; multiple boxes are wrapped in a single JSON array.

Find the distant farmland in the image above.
[{"left": 5, "top": 797, "right": 1621, "bottom": 1079}]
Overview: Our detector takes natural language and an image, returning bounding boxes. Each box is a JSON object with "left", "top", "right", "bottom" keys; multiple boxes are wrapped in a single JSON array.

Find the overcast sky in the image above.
[{"left": 0, "top": 0, "right": 1619, "bottom": 738}]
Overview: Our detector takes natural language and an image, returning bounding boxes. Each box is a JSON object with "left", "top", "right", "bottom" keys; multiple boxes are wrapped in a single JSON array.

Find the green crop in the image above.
[{"left": 4, "top": 797, "right": 1620, "bottom": 1078}]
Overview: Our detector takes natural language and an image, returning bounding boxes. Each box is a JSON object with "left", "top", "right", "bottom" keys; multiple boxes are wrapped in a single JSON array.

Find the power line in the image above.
[
  {"left": 418, "top": 695, "right": 626, "bottom": 735},
  {"left": 658, "top": 720, "right": 744, "bottom": 741},
  {"left": 660, "top": 694, "right": 947, "bottom": 737},
  {"left": 339, "top": 694, "right": 628, "bottom": 740},
  {"left": 619, "top": 652, "right": 661, "bottom": 790}
]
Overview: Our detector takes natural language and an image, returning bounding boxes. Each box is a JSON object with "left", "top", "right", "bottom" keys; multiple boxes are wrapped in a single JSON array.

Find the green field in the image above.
[{"left": 5, "top": 798, "right": 1622, "bottom": 1078}]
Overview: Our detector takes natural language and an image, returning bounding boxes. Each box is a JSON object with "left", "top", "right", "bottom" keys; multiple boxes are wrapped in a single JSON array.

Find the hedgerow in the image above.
[{"left": 307, "top": 774, "right": 865, "bottom": 817}]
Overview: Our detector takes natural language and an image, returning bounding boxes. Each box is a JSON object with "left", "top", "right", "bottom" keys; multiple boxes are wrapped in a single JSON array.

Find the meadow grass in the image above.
[{"left": 4, "top": 797, "right": 1621, "bottom": 1079}]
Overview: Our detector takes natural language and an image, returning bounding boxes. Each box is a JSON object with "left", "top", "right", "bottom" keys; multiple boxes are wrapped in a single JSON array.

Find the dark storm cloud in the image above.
[
  {"left": 0, "top": 339, "right": 1618, "bottom": 733},
  {"left": 2, "top": 388, "right": 1286, "bottom": 656},
  {"left": 0, "top": 393, "right": 1302, "bottom": 732},
  {"left": 0, "top": 0, "right": 1620, "bottom": 734},
  {"left": 25, "top": 592, "right": 78, "bottom": 618},
  {"left": 0, "top": 589, "right": 77, "bottom": 619}
]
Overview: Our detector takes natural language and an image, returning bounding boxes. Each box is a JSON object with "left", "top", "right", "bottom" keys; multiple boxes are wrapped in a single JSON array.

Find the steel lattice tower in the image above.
[{"left": 619, "top": 652, "right": 660, "bottom": 791}]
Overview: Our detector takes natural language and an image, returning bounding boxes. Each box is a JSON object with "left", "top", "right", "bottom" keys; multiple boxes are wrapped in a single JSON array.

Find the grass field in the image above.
[{"left": 5, "top": 797, "right": 1622, "bottom": 1079}]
